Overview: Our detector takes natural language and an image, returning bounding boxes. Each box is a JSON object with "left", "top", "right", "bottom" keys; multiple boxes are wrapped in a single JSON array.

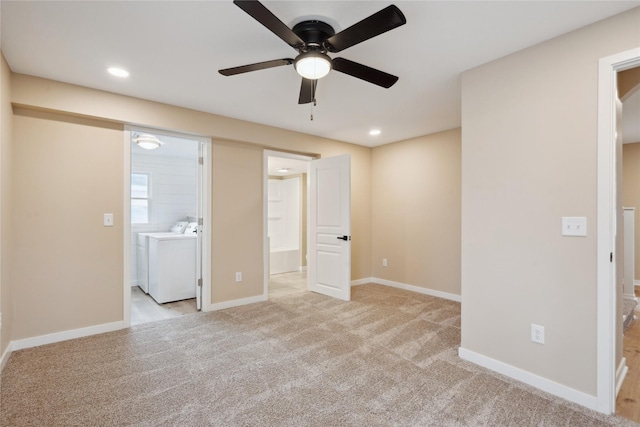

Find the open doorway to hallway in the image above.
[
  {"left": 264, "top": 152, "right": 312, "bottom": 296},
  {"left": 615, "top": 65, "right": 640, "bottom": 423}
]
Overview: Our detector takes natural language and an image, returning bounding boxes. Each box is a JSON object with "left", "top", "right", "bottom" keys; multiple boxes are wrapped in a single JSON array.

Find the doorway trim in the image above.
[
  {"left": 596, "top": 47, "right": 640, "bottom": 414},
  {"left": 123, "top": 125, "right": 213, "bottom": 327},
  {"left": 263, "top": 150, "right": 314, "bottom": 298}
]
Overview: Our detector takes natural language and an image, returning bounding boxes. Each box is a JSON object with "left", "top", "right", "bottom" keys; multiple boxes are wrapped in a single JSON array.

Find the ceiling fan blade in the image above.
[
  {"left": 298, "top": 78, "right": 317, "bottom": 104},
  {"left": 324, "top": 5, "right": 406, "bottom": 53},
  {"left": 332, "top": 58, "right": 398, "bottom": 88},
  {"left": 219, "top": 58, "right": 294, "bottom": 76},
  {"left": 233, "top": 0, "right": 305, "bottom": 48}
]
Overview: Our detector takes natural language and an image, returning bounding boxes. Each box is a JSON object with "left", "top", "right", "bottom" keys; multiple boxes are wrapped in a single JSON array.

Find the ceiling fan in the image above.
[{"left": 219, "top": 1, "right": 406, "bottom": 105}]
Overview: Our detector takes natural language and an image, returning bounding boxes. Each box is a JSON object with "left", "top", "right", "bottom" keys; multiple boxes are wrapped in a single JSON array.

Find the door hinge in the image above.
[
  {"left": 198, "top": 217, "right": 203, "bottom": 226},
  {"left": 610, "top": 252, "right": 613, "bottom": 262},
  {"left": 197, "top": 278, "right": 203, "bottom": 287},
  {"left": 198, "top": 157, "right": 204, "bottom": 165}
]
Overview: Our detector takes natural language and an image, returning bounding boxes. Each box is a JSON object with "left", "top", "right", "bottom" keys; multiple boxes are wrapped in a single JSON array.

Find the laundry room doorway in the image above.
[{"left": 124, "top": 127, "right": 212, "bottom": 326}]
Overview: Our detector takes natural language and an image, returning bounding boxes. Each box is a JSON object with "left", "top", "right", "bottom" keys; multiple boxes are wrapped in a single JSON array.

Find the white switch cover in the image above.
[
  {"left": 104, "top": 213, "right": 114, "bottom": 227},
  {"left": 562, "top": 217, "right": 587, "bottom": 237}
]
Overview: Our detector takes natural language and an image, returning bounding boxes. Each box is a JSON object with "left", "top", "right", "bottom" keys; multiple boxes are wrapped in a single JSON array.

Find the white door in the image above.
[{"left": 308, "top": 154, "right": 351, "bottom": 301}]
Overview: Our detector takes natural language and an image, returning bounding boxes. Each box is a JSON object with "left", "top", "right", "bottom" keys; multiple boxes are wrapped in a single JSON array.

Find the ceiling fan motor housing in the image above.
[{"left": 292, "top": 20, "right": 335, "bottom": 52}]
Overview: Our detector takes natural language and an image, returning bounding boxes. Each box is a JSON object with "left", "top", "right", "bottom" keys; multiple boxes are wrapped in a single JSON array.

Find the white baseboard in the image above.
[
  {"left": 351, "top": 277, "right": 374, "bottom": 286},
  {"left": 634, "top": 280, "right": 640, "bottom": 287},
  {"left": 207, "top": 294, "right": 267, "bottom": 312},
  {"left": 10, "top": 321, "right": 125, "bottom": 352},
  {"left": 458, "top": 347, "right": 599, "bottom": 412},
  {"left": 358, "top": 277, "right": 461, "bottom": 302},
  {"left": 1, "top": 341, "right": 13, "bottom": 372},
  {"left": 616, "top": 357, "right": 628, "bottom": 397}
]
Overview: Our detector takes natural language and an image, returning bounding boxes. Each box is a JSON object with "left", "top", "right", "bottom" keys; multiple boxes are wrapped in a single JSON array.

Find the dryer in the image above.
[
  {"left": 136, "top": 221, "right": 190, "bottom": 294},
  {"left": 147, "top": 232, "right": 197, "bottom": 304}
]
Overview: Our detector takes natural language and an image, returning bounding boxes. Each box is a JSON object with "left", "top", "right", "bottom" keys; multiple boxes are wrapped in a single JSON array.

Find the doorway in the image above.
[
  {"left": 615, "top": 65, "right": 640, "bottom": 422},
  {"left": 264, "top": 151, "right": 312, "bottom": 297},
  {"left": 263, "top": 150, "right": 353, "bottom": 301},
  {"left": 124, "top": 127, "right": 212, "bottom": 326},
  {"left": 596, "top": 47, "right": 640, "bottom": 414}
]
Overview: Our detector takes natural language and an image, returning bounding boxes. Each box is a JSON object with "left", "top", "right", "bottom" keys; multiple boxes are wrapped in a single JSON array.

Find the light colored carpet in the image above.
[{"left": 1, "top": 284, "right": 636, "bottom": 426}]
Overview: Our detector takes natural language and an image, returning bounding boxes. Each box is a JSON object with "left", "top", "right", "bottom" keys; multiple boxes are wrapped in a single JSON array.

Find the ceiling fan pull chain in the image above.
[{"left": 310, "top": 96, "right": 314, "bottom": 121}]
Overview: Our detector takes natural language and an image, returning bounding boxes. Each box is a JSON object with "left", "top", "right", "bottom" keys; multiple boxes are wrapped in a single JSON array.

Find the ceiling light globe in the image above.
[
  {"left": 295, "top": 52, "right": 332, "bottom": 80},
  {"left": 134, "top": 134, "right": 162, "bottom": 150}
]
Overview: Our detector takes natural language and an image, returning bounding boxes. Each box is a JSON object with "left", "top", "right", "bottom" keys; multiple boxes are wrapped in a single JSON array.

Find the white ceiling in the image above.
[{"left": 1, "top": 1, "right": 638, "bottom": 147}]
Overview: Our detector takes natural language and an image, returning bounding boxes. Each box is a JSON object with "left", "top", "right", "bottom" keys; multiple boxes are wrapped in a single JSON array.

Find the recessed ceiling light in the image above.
[
  {"left": 369, "top": 129, "right": 381, "bottom": 136},
  {"left": 107, "top": 67, "right": 129, "bottom": 78}
]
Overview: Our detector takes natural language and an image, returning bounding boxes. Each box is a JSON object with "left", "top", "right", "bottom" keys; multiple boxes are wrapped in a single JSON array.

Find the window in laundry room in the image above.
[{"left": 131, "top": 173, "right": 150, "bottom": 224}]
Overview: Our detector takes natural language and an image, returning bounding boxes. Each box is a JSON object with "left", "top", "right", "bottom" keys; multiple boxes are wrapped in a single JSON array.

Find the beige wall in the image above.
[
  {"left": 1, "top": 53, "right": 14, "bottom": 356},
  {"left": 371, "top": 129, "right": 461, "bottom": 295},
  {"left": 211, "top": 140, "right": 264, "bottom": 303},
  {"left": 623, "top": 142, "right": 640, "bottom": 281},
  {"left": 461, "top": 7, "right": 640, "bottom": 396},
  {"left": 618, "top": 66, "right": 640, "bottom": 99},
  {"left": 7, "top": 73, "right": 371, "bottom": 340},
  {"left": 11, "top": 110, "right": 124, "bottom": 339}
]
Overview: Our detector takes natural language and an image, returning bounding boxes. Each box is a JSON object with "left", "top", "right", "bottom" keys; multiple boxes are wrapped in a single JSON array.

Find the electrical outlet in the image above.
[
  {"left": 382, "top": 258, "right": 388, "bottom": 267},
  {"left": 103, "top": 213, "right": 114, "bottom": 227},
  {"left": 531, "top": 324, "right": 545, "bottom": 344},
  {"left": 235, "top": 272, "right": 242, "bottom": 282}
]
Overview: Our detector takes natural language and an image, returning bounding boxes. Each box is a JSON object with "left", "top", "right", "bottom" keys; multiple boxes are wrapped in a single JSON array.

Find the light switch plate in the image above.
[{"left": 562, "top": 217, "right": 587, "bottom": 237}]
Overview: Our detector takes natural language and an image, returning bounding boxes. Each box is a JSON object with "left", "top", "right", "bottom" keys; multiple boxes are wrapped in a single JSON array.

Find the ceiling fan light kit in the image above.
[
  {"left": 294, "top": 51, "right": 332, "bottom": 80},
  {"left": 219, "top": 0, "right": 406, "bottom": 105}
]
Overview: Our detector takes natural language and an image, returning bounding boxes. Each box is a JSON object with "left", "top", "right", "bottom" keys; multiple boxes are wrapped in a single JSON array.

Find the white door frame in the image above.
[
  {"left": 263, "top": 150, "right": 315, "bottom": 298},
  {"left": 123, "top": 126, "right": 213, "bottom": 327},
  {"left": 596, "top": 47, "right": 640, "bottom": 414}
]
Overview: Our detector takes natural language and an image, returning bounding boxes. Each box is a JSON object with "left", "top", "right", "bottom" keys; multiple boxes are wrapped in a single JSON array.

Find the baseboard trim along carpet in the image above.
[
  {"left": 10, "top": 321, "right": 125, "bottom": 353},
  {"left": 458, "top": 347, "right": 599, "bottom": 412},
  {"left": 207, "top": 294, "right": 267, "bottom": 312},
  {"left": 1, "top": 341, "right": 13, "bottom": 372},
  {"left": 356, "top": 277, "right": 461, "bottom": 303}
]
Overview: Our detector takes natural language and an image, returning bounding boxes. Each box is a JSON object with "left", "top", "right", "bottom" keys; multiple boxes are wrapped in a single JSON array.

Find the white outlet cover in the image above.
[
  {"left": 562, "top": 217, "right": 587, "bottom": 237},
  {"left": 531, "top": 323, "right": 545, "bottom": 344},
  {"left": 103, "top": 213, "right": 114, "bottom": 227}
]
